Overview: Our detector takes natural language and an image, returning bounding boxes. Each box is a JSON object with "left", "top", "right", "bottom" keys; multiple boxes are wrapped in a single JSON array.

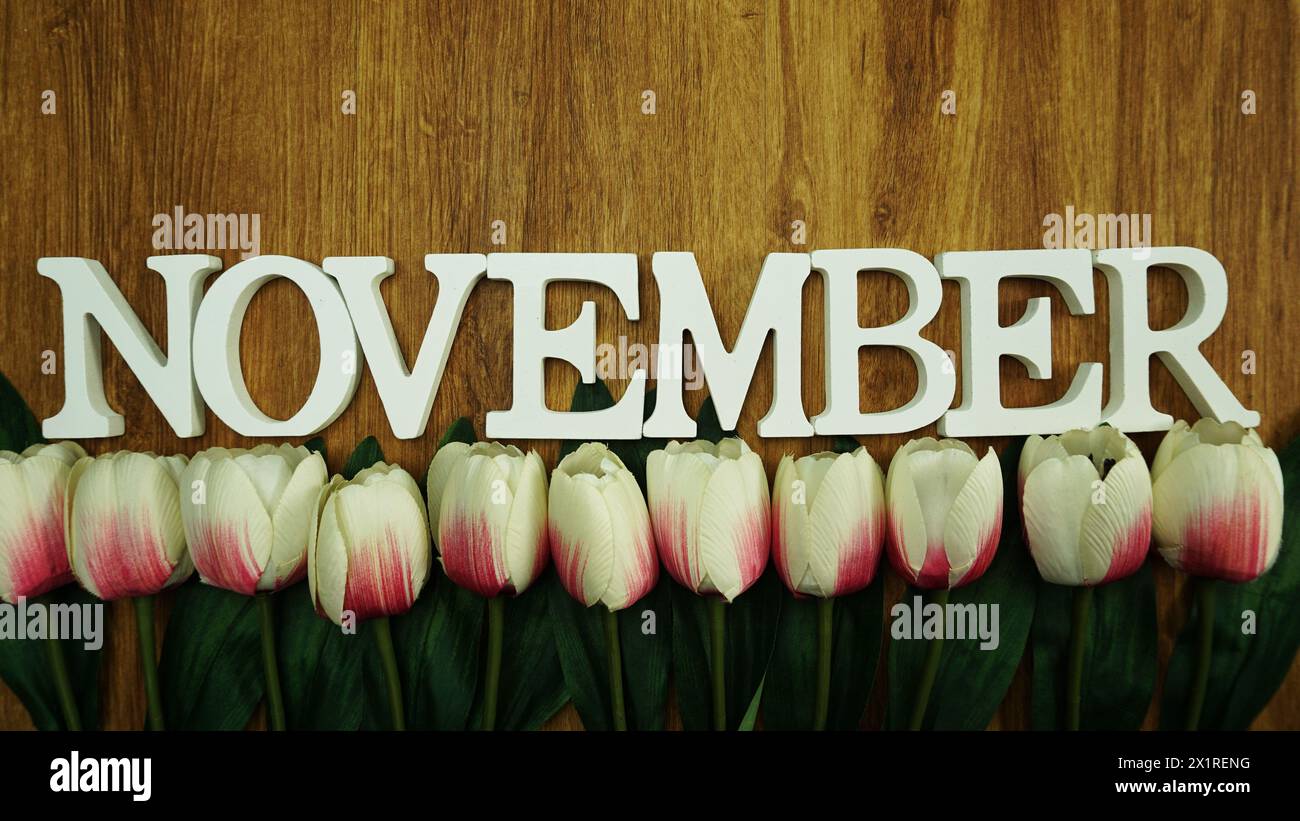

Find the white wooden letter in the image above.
[
  {"left": 937, "top": 248, "right": 1102, "bottom": 436},
  {"left": 193, "top": 255, "right": 360, "bottom": 436},
  {"left": 1094, "top": 246, "right": 1258, "bottom": 430},
  {"left": 642, "top": 252, "right": 812, "bottom": 438},
  {"left": 324, "top": 254, "right": 486, "bottom": 439},
  {"left": 812, "top": 249, "right": 955, "bottom": 435},
  {"left": 485, "top": 253, "right": 646, "bottom": 439},
  {"left": 38, "top": 255, "right": 220, "bottom": 438}
]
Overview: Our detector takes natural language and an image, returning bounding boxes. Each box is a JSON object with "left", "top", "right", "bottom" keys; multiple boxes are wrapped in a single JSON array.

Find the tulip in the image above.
[
  {"left": 65, "top": 450, "right": 192, "bottom": 730},
  {"left": 884, "top": 438, "right": 1003, "bottom": 590},
  {"left": 427, "top": 441, "right": 549, "bottom": 730},
  {"left": 0, "top": 441, "right": 86, "bottom": 602},
  {"left": 1019, "top": 427, "right": 1152, "bottom": 730},
  {"left": 548, "top": 442, "right": 657, "bottom": 730},
  {"left": 771, "top": 446, "right": 885, "bottom": 729},
  {"left": 884, "top": 437, "right": 1002, "bottom": 730},
  {"left": 647, "top": 439, "right": 770, "bottom": 602},
  {"left": 0, "top": 440, "right": 87, "bottom": 730},
  {"left": 647, "top": 437, "right": 770, "bottom": 730},
  {"left": 179, "top": 443, "right": 327, "bottom": 731},
  {"left": 1151, "top": 419, "right": 1285, "bottom": 729},
  {"left": 308, "top": 461, "right": 431, "bottom": 730},
  {"left": 549, "top": 443, "right": 657, "bottom": 611},
  {"left": 1151, "top": 419, "right": 1283, "bottom": 583},
  {"left": 1019, "top": 427, "right": 1152, "bottom": 587},
  {"left": 427, "top": 442, "right": 549, "bottom": 598}
]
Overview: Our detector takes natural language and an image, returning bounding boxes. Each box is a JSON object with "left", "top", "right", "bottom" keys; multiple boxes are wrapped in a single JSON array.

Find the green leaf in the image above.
[
  {"left": 671, "top": 567, "right": 783, "bottom": 730},
  {"left": 0, "top": 587, "right": 103, "bottom": 730},
  {"left": 158, "top": 579, "right": 264, "bottom": 730},
  {"left": 695, "top": 395, "right": 735, "bottom": 443},
  {"left": 886, "top": 438, "right": 1038, "bottom": 730},
  {"left": 0, "top": 371, "right": 43, "bottom": 452},
  {"left": 764, "top": 580, "right": 884, "bottom": 730},
  {"left": 738, "top": 676, "right": 765, "bottom": 730},
  {"left": 549, "top": 574, "right": 672, "bottom": 730},
  {"left": 1159, "top": 431, "right": 1300, "bottom": 729},
  {"left": 548, "top": 378, "right": 672, "bottom": 729},
  {"left": 471, "top": 572, "right": 570, "bottom": 729},
  {"left": 1031, "top": 563, "right": 1157, "bottom": 729},
  {"left": 361, "top": 565, "right": 484, "bottom": 730},
  {"left": 438, "top": 417, "right": 477, "bottom": 448},
  {"left": 275, "top": 582, "right": 363, "bottom": 730},
  {"left": 303, "top": 436, "right": 326, "bottom": 458},
  {"left": 342, "top": 435, "right": 384, "bottom": 479}
]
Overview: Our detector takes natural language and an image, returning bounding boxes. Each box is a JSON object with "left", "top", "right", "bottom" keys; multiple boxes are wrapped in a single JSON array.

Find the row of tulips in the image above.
[{"left": 0, "top": 418, "right": 1283, "bottom": 730}]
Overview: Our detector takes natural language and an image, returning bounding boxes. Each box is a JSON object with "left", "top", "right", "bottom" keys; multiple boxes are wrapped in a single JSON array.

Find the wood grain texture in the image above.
[{"left": 0, "top": 0, "right": 1296, "bottom": 730}]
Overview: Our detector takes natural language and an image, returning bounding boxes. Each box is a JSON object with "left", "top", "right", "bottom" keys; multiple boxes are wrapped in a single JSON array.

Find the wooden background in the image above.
[{"left": 0, "top": 0, "right": 1296, "bottom": 730}]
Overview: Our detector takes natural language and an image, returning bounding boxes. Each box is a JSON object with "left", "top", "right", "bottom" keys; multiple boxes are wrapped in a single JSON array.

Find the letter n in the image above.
[{"left": 38, "top": 256, "right": 221, "bottom": 438}]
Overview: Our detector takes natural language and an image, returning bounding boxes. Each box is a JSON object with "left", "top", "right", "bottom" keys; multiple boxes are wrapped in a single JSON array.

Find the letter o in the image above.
[{"left": 194, "top": 255, "right": 360, "bottom": 435}]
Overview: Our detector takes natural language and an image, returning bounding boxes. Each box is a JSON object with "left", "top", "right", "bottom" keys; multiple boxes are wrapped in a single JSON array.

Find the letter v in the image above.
[{"left": 323, "top": 255, "right": 486, "bottom": 438}]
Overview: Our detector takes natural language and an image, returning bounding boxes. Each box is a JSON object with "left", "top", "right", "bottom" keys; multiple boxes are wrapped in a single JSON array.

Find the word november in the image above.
[{"left": 38, "top": 247, "right": 1256, "bottom": 441}]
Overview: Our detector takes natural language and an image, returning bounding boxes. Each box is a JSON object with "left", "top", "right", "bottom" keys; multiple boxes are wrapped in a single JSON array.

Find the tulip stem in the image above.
[
  {"left": 1066, "top": 585, "right": 1093, "bottom": 730},
  {"left": 44, "top": 633, "right": 81, "bottom": 731},
  {"left": 372, "top": 616, "right": 405, "bottom": 730},
  {"left": 1186, "top": 578, "right": 1217, "bottom": 731},
  {"left": 908, "top": 587, "right": 949, "bottom": 731},
  {"left": 133, "top": 595, "right": 164, "bottom": 731},
  {"left": 483, "top": 596, "right": 504, "bottom": 731},
  {"left": 603, "top": 608, "right": 627, "bottom": 731},
  {"left": 814, "top": 596, "right": 834, "bottom": 731},
  {"left": 709, "top": 597, "right": 727, "bottom": 731},
  {"left": 256, "top": 593, "right": 286, "bottom": 731}
]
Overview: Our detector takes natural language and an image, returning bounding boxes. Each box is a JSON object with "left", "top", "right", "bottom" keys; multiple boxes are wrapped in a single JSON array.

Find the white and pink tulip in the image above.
[
  {"left": 1152, "top": 419, "right": 1284, "bottom": 583},
  {"left": 1019, "top": 427, "right": 1151, "bottom": 586},
  {"left": 885, "top": 438, "right": 1002, "bottom": 590},
  {"left": 427, "top": 442, "right": 549, "bottom": 598},
  {"left": 180, "top": 444, "right": 328, "bottom": 595},
  {"left": 647, "top": 438, "right": 769, "bottom": 602},
  {"left": 548, "top": 443, "right": 657, "bottom": 611},
  {"left": 0, "top": 442, "right": 87, "bottom": 602},
  {"left": 772, "top": 447, "right": 885, "bottom": 597},
  {"left": 65, "top": 451, "right": 193, "bottom": 600},
  {"left": 308, "top": 462, "right": 430, "bottom": 625}
]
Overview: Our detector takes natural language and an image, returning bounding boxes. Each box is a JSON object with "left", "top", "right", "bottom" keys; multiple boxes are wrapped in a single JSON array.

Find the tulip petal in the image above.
[
  {"left": 504, "top": 451, "right": 549, "bottom": 594},
  {"left": 183, "top": 457, "right": 272, "bottom": 595},
  {"left": 438, "top": 454, "right": 510, "bottom": 597},
  {"left": 806, "top": 453, "right": 863, "bottom": 596},
  {"left": 698, "top": 454, "right": 769, "bottom": 602},
  {"left": 649, "top": 447, "right": 712, "bottom": 593},
  {"left": 1080, "top": 454, "right": 1151, "bottom": 585},
  {"left": 1154, "top": 442, "right": 1284, "bottom": 582},
  {"left": 549, "top": 470, "right": 615, "bottom": 607},
  {"left": 310, "top": 479, "right": 349, "bottom": 623},
  {"left": 426, "top": 442, "right": 470, "bottom": 535},
  {"left": 771, "top": 456, "right": 808, "bottom": 593},
  {"left": 0, "top": 457, "right": 73, "bottom": 602},
  {"left": 336, "top": 480, "right": 429, "bottom": 621},
  {"left": 1022, "top": 456, "right": 1096, "bottom": 585},
  {"left": 264, "top": 450, "right": 327, "bottom": 590},
  {"left": 69, "top": 453, "right": 186, "bottom": 600},
  {"left": 943, "top": 448, "right": 1002, "bottom": 588},
  {"left": 885, "top": 447, "right": 935, "bottom": 585},
  {"left": 601, "top": 470, "right": 657, "bottom": 610}
]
